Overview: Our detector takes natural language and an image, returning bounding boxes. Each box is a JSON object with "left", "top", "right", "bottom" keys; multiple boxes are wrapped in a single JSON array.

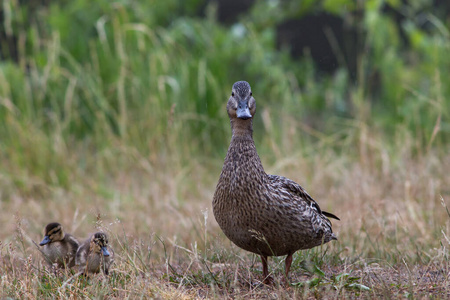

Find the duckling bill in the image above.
[
  {"left": 39, "top": 222, "right": 79, "bottom": 269},
  {"left": 213, "top": 81, "right": 339, "bottom": 284},
  {"left": 76, "top": 232, "right": 114, "bottom": 275}
]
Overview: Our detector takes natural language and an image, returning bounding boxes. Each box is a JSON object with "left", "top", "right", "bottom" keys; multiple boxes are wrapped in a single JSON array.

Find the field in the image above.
[
  {"left": 2, "top": 132, "right": 449, "bottom": 298},
  {"left": 1, "top": 0, "right": 450, "bottom": 298}
]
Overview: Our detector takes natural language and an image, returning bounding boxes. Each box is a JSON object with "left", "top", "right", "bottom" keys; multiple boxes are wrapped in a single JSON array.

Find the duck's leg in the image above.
[
  {"left": 284, "top": 252, "right": 294, "bottom": 282},
  {"left": 260, "top": 255, "right": 273, "bottom": 284}
]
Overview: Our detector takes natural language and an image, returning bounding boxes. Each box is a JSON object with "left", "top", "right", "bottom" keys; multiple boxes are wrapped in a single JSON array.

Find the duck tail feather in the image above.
[{"left": 323, "top": 211, "right": 340, "bottom": 220}]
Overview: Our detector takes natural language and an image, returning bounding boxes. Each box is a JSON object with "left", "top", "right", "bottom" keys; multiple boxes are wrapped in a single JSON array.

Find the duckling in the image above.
[
  {"left": 213, "top": 81, "right": 339, "bottom": 284},
  {"left": 76, "top": 232, "right": 114, "bottom": 275},
  {"left": 39, "top": 222, "right": 80, "bottom": 269}
]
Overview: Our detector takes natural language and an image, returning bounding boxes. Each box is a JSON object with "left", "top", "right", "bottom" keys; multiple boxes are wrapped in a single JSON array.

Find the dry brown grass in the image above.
[{"left": 1, "top": 131, "right": 449, "bottom": 299}]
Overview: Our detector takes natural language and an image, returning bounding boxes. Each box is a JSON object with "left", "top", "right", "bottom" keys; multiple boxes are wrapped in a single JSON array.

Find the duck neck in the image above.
[
  {"left": 226, "top": 118, "right": 266, "bottom": 179},
  {"left": 230, "top": 118, "right": 253, "bottom": 140}
]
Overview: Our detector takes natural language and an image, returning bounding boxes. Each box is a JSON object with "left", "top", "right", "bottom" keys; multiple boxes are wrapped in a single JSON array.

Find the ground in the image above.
[{"left": 1, "top": 145, "right": 449, "bottom": 299}]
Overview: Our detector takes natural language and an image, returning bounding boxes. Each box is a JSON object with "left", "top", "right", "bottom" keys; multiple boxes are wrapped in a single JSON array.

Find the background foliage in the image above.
[{"left": 1, "top": 1, "right": 447, "bottom": 174}]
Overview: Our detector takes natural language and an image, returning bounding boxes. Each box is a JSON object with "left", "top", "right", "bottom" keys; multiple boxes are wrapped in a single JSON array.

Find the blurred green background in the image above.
[{"left": 0, "top": 0, "right": 448, "bottom": 193}]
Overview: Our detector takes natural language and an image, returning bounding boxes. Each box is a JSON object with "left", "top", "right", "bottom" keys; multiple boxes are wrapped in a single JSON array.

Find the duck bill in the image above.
[
  {"left": 39, "top": 236, "right": 51, "bottom": 246},
  {"left": 101, "top": 246, "right": 110, "bottom": 257},
  {"left": 237, "top": 105, "right": 252, "bottom": 120}
]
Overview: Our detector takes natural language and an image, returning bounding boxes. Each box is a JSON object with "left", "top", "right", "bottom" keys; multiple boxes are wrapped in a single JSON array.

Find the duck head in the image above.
[
  {"left": 40, "top": 222, "right": 65, "bottom": 246},
  {"left": 227, "top": 81, "right": 256, "bottom": 121},
  {"left": 90, "top": 232, "right": 110, "bottom": 256}
]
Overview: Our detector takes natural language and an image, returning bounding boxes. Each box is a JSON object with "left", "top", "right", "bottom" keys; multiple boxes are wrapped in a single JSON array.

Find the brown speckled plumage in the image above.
[
  {"left": 39, "top": 222, "right": 79, "bottom": 269},
  {"left": 76, "top": 232, "right": 114, "bottom": 275},
  {"left": 213, "top": 81, "right": 339, "bottom": 283}
]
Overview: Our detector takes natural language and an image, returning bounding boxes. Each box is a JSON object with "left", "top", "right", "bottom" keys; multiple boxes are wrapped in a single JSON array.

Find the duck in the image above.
[
  {"left": 76, "top": 232, "right": 114, "bottom": 275},
  {"left": 212, "top": 81, "right": 339, "bottom": 284},
  {"left": 39, "top": 222, "right": 80, "bottom": 269}
]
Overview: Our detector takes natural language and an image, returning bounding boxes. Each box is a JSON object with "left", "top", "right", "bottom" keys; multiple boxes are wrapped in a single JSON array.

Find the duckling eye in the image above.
[
  {"left": 231, "top": 92, "right": 234, "bottom": 97},
  {"left": 250, "top": 92, "right": 252, "bottom": 96}
]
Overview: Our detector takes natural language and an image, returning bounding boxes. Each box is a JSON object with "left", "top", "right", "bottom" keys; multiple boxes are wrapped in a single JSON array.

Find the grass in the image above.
[
  {"left": 1, "top": 0, "right": 450, "bottom": 298},
  {"left": 1, "top": 131, "right": 449, "bottom": 298}
]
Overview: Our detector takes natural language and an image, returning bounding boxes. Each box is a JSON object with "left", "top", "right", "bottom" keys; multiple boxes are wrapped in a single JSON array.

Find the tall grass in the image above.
[{"left": 0, "top": 1, "right": 447, "bottom": 166}]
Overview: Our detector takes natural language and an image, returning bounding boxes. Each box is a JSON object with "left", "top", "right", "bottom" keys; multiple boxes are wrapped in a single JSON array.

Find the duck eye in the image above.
[
  {"left": 250, "top": 92, "right": 252, "bottom": 96},
  {"left": 231, "top": 92, "right": 235, "bottom": 97}
]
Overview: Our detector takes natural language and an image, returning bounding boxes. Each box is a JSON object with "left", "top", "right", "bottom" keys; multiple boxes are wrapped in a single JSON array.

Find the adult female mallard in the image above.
[
  {"left": 213, "top": 81, "right": 339, "bottom": 283},
  {"left": 76, "top": 232, "right": 114, "bottom": 275},
  {"left": 39, "top": 222, "right": 79, "bottom": 269}
]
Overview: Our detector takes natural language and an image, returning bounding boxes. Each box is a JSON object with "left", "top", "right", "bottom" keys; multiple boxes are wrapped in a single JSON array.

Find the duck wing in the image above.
[
  {"left": 75, "top": 240, "right": 90, "bottom": 267},
  {"left": 267, "top": 174, "right": 339, "bottom": 221}
]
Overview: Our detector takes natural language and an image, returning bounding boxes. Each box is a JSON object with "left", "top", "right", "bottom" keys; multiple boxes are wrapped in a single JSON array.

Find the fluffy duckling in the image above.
[
  {"left": 213, "top": 81, "right": 339, "bottom": 283},
  {"left": 76, "top": 232, "right": 114, "bottom": 275},
  {"left": 39, "top": 222, "right": 80, "bottom": 269}
]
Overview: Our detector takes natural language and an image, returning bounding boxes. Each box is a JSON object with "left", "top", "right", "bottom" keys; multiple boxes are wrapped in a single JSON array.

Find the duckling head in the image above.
[
  {"left": 90, "top": 232, "right": 110, "bottom": 256},
  {"left": 227, "top": 81, "right": 256, "bottom": 121},
  {"left": 39, "top": 222, "right": 65, "bottom": 246}
]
